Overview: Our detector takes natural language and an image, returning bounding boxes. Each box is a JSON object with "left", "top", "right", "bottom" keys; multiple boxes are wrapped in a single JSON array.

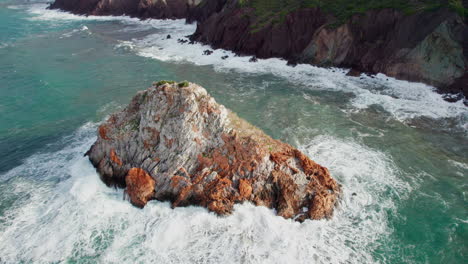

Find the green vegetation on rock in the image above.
[
  {"left": 178, "top": 81, "right": 190, "bottom": 88},
  {"left": 153, "top": 80, "right": 190, "bottom": 88},
  {"left": 154, "top": 80, "right": 176, "bottom": 86}
]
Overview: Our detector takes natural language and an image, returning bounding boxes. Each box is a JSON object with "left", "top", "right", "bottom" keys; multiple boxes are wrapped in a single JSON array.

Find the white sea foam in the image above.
[
  {"left": 6, "top": 4, "right": 24, "bottom": 10},
  {"left": 60, "top": 25, "right": 91, "bottom": 38},
  {"left": 0, "top": 42, "right": 10, "bottom": 49},
  {"left": 448, "top": 160, "right": 468, "bottom": 177},
  {"left": 449, "top": 160, "right": 468, "bottom": 170},
  {"left": 0, "top": 124, "right": 410, "bottom": 263},
  {"left": 25, "top": 3, "right": 139, "bottom": 23}
]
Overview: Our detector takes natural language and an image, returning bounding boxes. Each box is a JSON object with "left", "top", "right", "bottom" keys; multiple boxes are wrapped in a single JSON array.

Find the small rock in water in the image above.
[
  {"left": 221, "top": 55, "right": 229, "bottom": 60},
  {"left": 203, "top": 49, "right": 213, "bottom": 55},
  {"left": 249, "top": 56, "right": 258, "bottom": 62},
  {"left": 287, "top": 60, "right": 297, "bottom": 67},
  {"left": 346, "top": 69, "right": 361, "bottom": 77},
  {"left": 352, "top": 192, "right": 357, "bottom": 196},
  {"left": 166, "top": 34, "right": 171, "bottom": 39}
]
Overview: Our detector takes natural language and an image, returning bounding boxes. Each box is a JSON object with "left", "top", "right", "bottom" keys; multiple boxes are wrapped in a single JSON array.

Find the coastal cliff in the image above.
[
  {"left": 85, "top": 81, "right": 341, "bottom": 221},
  {"left": 49, "top": 0, "right": 468, "bottom": 97},
  {"left": 190, "top": 0, "right": 468, "bottom": 97}
]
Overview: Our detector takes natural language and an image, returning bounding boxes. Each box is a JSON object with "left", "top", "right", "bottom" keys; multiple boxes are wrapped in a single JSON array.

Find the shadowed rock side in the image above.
[
  {"left": 191, "top": 2, "right": 468, "bottom": 97},
  {"left": 49, "top": 0, "right": 202, "bottom": 19},
  {"left": 86, "top": 82, "right": 341, "bottom": 221}
]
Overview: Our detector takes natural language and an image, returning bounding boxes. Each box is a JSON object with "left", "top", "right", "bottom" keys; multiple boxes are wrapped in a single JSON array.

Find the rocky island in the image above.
[{"left": 85, "top": 81, "right": 341, "bottom": 221}]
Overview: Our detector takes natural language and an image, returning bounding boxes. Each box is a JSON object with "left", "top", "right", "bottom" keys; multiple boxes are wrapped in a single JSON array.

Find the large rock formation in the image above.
[
  {"left": 49, "top": 0, "right": 202, "bottom": 19},
  {"left": 86, "top": 81, "right": 341, "bottom": 221}
]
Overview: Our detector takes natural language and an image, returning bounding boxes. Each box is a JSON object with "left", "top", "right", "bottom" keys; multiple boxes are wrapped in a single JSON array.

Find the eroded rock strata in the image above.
[{"left": 86, "top": 81, "right": 341, "bottom": 221}]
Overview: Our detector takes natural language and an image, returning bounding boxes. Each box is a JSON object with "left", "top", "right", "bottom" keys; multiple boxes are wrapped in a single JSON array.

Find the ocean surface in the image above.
[{"left": 0, "top": 1, "right": 467, "bottom": 263}]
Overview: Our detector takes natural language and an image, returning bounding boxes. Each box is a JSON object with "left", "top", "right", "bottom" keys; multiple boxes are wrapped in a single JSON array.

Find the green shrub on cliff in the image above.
[{"left": 448, "top": 0, "right": 467, "bottom": 16}]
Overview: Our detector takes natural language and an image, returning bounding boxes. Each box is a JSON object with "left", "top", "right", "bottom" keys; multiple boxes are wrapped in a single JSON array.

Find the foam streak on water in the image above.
[{"left": 0, "top": 124, "right": 410, "bottom": 263}]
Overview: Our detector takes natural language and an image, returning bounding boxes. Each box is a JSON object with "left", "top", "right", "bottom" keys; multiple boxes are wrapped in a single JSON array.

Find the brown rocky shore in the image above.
[
  {"left": 85, "top": 81, "right": 341, "bottom": 221},
  {"left": 49, "top": 0, "right": 467, "bottom": 99},
  {"left": 189, "top": 1, "right": 468, "bottom": 99}
]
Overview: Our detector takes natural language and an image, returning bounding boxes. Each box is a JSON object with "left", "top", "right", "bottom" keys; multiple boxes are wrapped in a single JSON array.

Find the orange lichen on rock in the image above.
[
  {"left": 125, "top": 168, "right": 155, "bottom": 208},
  {"left": 309, "top": 190, "right": 338, "bottom": 220},
  {"left": 98, "top": 125, "right": 110, "bottom": 140},
  {"left": 204, "top": 177, "right": 234, "bottom": 215},
  {"left": 237, "top": 179, "right": 252, "bottom": 200},
  {"left": 109, "top": 148, "right": 123, "bottom": 166}
]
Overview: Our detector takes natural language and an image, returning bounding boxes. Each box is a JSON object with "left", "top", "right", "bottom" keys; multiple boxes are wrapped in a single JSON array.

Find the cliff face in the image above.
[
  {"left": 191, "top": 6, "right": 329, "bottom": 61},
  {"left": 301, "top": 8, "right": 467, "bottom": 93},
  {"left": 190, "top": 1, "right": 467, "bottom": 97},
  {"left": 86, "top": 81, "right": 341, "bottom": 221},
  {"left": 49, "top": 0, "right": 202, "bottom": 19}
]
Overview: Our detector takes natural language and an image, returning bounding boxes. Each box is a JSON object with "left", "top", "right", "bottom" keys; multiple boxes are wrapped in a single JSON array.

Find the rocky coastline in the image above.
[
  {"left": 49, "top": 0, "right": 467, "bottom": 100},
  {"left": 189, "top": 1, "right": 468, "bottom": 99},
  {"left": 48, "top": 0, "right": 203, "bottom": 19},
  {"left": 85, "top": 81, "right": 341, "bottom": 221}
]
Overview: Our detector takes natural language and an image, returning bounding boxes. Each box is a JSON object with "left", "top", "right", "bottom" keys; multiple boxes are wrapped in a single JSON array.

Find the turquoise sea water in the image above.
[{"left": 0, "top": 1, "right": 467, "bottom": 263}]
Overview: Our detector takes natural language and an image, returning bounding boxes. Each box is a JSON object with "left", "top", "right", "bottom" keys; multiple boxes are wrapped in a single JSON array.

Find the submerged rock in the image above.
[{"left": 86, "top": 81, "right": 341, "bottom": 221}]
